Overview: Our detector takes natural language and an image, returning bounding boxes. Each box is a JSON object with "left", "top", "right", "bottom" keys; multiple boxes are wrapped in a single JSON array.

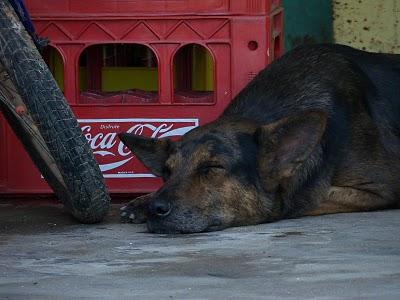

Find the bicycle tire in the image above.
[
  {"left": 0, "top": 90, "right": 70, "bottom": 204},
  {"left": 0, "top": 0, "right": 110, "bottom": 223}
]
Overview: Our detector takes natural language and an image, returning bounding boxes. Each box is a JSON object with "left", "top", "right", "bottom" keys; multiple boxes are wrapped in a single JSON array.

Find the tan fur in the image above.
[{"left": 305, "top": 186, "right": 392, "bottom": 216}]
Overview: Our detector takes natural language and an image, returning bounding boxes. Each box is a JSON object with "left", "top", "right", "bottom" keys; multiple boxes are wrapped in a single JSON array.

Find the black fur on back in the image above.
[{"left": 223, "top": 44, "right": 400, "bottom": 156}]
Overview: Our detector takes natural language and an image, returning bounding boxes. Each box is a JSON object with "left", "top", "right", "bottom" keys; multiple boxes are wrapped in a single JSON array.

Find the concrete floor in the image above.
[{"left": 0, "top": 201, "right": 399, "bottom": 300}]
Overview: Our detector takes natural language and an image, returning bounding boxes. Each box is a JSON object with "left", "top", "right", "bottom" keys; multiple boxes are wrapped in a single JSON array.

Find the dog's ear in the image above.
[
  {"left": 255, "top": 111, "right": 327, "bottom": 191},
  {"left": 118, "top": 133, "right": 173, "bottom": 176}
]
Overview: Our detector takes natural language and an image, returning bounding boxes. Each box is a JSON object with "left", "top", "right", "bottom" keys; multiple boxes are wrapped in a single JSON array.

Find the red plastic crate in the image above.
[{"left": 0, "top": 0, "right": 283, "bottom": 195}]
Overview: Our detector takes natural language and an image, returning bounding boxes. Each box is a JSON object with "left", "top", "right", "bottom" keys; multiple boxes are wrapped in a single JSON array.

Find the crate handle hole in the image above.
[{"left": 248, "top": 41, "right": 258, "bottom": 51}]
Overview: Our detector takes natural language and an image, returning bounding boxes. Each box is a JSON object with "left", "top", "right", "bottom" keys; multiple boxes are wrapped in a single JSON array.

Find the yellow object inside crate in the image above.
[
  {"left": 46, "top": 45, "right": 214, "bottom": 94},
  {"left": 45, "top": 48, "right": 64, "bottom": 92}
]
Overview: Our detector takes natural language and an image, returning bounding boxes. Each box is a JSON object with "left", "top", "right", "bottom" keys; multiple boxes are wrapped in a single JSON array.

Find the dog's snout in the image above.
[{"left": 149, "top": 199, "right": 171, "bottom": 217}]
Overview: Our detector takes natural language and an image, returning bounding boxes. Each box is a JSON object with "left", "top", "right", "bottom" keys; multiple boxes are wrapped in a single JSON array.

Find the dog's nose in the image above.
[{"left": 149, "top": 199, "right": 171, "bottom": 217}]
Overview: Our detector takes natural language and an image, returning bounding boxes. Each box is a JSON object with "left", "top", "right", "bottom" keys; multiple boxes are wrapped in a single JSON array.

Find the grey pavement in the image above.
[{"left": 0, "top": 202, "right": 399, "bottom": 299}]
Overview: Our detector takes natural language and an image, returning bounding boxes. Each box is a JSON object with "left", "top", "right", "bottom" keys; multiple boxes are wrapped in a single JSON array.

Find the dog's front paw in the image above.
[
  {"left": 120, "top": 205, "right": 146, "bottom": 224},
  {"left": 120, "top": 193, "right": 153, "bottom": 224}
]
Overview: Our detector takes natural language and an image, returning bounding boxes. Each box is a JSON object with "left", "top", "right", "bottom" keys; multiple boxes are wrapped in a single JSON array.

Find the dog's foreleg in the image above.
[
  {"left": 120, "top": 193, "right": 154, "bottom": 223},
  {"left": 305, "top": 186, "right": 392, "bottom": 216}
]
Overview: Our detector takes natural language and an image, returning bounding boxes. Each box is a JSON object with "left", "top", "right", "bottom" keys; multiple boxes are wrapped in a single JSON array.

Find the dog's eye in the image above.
[{"left": 198, "top": 163, "right": 225, "bottom": 176}]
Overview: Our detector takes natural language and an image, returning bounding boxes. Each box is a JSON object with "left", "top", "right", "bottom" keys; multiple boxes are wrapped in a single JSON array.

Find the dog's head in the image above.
[{"left": 119, "top": 111, "right": 326, "bottom": 233}]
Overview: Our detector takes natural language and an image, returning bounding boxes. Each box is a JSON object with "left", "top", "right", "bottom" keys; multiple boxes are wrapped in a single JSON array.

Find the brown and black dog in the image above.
[{"left": 119, "top": 44, "right": 400, "bottom": 233}]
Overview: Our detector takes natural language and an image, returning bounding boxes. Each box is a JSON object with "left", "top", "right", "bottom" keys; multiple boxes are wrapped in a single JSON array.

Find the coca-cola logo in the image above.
[{"left": 78, "top": 118, "right": 199, "bottom": 178}]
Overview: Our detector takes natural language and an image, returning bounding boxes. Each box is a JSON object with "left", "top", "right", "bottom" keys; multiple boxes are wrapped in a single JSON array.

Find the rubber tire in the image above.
[
  {"left": 0, "top": 0, "right": 110, "bottom": 223},
  {"left": 0, "top": 99, "right": 71, "bottom": 205}
]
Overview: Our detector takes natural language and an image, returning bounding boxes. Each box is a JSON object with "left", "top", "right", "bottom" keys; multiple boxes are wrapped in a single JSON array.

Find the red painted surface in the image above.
[
  {"left": 0, "top": 0, "right": 283, "bottom": 195},
  {"left": 0, "top": 114, "right": 6, "bottom": 191}
]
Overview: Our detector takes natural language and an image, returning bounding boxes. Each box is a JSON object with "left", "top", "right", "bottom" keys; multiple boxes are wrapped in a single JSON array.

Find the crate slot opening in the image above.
[
  {"left": 173, "top": 44, "right": 214, "bottom": 104},
  {"left": 42, "top": 46, "right": 64, "bottom": 92},
  {"left": 78, "top": 44, "right": 159, "bottom": 104}
]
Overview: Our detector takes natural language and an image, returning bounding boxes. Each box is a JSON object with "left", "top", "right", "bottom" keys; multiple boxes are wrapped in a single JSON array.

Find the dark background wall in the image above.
[{"left": 282, "top": 0, "right": 333, "bottom": 51}]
